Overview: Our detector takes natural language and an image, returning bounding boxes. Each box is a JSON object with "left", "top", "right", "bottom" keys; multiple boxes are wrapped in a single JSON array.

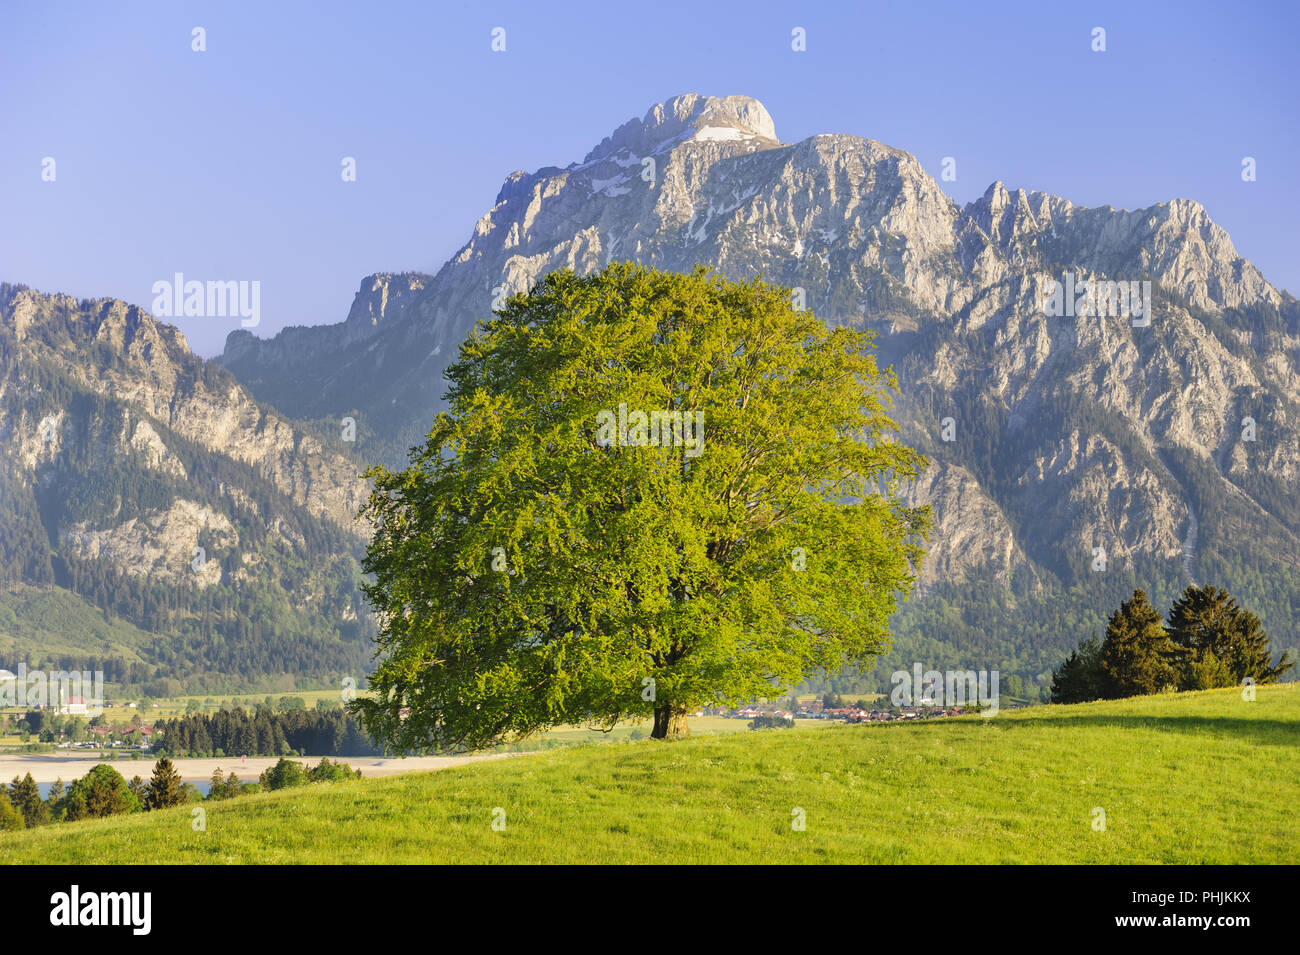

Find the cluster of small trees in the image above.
[
  {"left": 748, "top": 715, "right": 795, "bottom": 730},
  {"left": 1051, "top": 584, "right": 1294, "bottom": 703},
  {"left": 257, "top": 757, "right": 361, "bottom": 791},
  {"left": 0, "top": 755, "right": 361, "bottom": 832},
  {"left": 816, "top": 692, "right": 879, "bottom": 711},
  {"left": 0, "top": 757, "right": 186, "bottom": 830}
]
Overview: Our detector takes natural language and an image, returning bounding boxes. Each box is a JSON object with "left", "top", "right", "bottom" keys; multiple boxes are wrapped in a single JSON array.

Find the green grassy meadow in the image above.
[
  {"left": 0, "top": 584, "right": 154, "bottom": 662},
  {"left": 2, "top": 685, "right": 1296, "bottom": 864}
]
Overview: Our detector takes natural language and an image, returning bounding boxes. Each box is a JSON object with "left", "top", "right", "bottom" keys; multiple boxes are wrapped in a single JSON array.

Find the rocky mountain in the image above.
[
  {"left": 0, "top": 283, "right": 374, "bottom": 693},
  {"left": 219, "top": 272, "right": 433, "bottom": 431},
  {"left": 191, "top": 93, "right": 1300, "bottom": 686}
]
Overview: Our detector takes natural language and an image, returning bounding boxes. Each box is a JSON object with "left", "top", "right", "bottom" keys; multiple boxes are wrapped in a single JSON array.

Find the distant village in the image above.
[{"left": 0, "top": 697, "right": 160, "bottom": 751}]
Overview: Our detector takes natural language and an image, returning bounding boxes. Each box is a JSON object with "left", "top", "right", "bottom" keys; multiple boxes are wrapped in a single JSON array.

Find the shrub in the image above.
[{"left": 748, "top": 715, "right": 795, "bottom": 730}]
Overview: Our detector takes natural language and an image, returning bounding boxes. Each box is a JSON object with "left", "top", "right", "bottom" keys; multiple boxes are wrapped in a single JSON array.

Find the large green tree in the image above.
[
  {"left": 1099, "top": 589, "right": 1178, "bottom": 698},
  {"left": 354, "top": 264, "right": 929, "bottom": 748},
  {"left": 1165, "top": 584, "right": 1293, "bottom": 687}
]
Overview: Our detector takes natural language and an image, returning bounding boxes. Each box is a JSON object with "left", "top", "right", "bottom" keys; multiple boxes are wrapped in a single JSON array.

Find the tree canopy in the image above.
[
  {"left": 353, "top": 263, "right": 929, "bottom": 749},
  {"left": 59, "top": 764, "right": 140, "bottom": 820}
]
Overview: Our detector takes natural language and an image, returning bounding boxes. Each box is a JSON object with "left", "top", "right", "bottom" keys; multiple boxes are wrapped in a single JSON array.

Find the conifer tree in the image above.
[
  {"left": 1050, "top": 636, "right": 1105, "bottom": 703},
  {"left": 144, "top": 757, "right": 185, "bottom": 810},
  {"left": 8, "top": 773, "right": 48, "bottom": 827},
  {"left": 1099, "top": 589, "right": 1177, "bottom": 698}
]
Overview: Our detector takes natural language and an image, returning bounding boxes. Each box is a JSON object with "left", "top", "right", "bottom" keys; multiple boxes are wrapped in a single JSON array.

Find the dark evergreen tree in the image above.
[
  {"left": 1165, "top": 584, "right": 1295, "bottom": 687},
  {"left": 144, "top": 757, "right": 185, "bottom": 810},
  {"left": 8, "top": 773, "right": 48, "bottom": 827},
  {"left": 1050, "top": 636, "right": 1105, "bottom": 703},
  {"left": 46, "top": 777, "right": 64, "bottom": 819},
  {"left": 1099, "top": 590, "right": 1177, "bottom": 698},
  {"left": 208, "top": 767, "right": 228, "bottom": 800}
]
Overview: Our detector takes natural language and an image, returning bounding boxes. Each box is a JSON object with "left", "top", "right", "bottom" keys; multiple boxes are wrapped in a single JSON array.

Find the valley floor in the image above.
[{"left": 1, "top": 685, "right": 1296, "bottom": 864}]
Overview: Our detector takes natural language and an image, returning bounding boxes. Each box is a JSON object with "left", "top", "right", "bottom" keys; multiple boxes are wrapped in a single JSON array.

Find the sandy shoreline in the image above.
[{"left": 0, "top": 752, "right": 515, "bottom": 783}]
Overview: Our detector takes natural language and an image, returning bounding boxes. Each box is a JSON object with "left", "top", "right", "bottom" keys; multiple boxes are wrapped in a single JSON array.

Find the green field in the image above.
[{"left": 2, "top": 685, "right": 1296, "bottom": 864}]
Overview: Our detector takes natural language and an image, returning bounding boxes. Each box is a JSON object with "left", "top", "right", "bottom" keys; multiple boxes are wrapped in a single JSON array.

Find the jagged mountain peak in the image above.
[
  {"left": 219, "top": 90, "right": 1290, "bottom": 447},
  {"left": 2, "top": 286, "right": 368, "bottom": 531},
  {"left": 581, "top": 93, "right": 781, "bottom": 166},
  {"left": 342, "top": 272, "right": 433, "bottom": 344},
  {"left": 2, "top": 284, "right": 193, "bottom": 365},
  {"left": 14, "top": 92, "right": 1300, "bottom": 693}
]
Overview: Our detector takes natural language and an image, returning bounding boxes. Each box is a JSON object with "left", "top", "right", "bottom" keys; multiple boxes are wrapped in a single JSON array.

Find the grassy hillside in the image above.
[
  {"left": 0, "top": 583, "right": 154, "bottom": 662},
  {"left": 2, "top": 685, "right": 1296, "bottom": 864}
]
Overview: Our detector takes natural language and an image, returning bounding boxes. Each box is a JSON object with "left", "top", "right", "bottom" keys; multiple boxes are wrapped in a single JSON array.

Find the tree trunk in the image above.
[{"left": 651, "top": 705, "right": 689, "bottom": 740}]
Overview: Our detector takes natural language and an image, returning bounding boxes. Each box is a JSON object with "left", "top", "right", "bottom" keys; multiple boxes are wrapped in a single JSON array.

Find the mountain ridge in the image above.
[{"left": 0, "top": 281, "right": 374, "bottom": 692}]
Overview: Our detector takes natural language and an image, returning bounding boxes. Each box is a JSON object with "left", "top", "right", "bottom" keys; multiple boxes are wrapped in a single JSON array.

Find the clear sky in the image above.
[{"left": 3, "top": 0, "right": 1297, "bottom": 356}]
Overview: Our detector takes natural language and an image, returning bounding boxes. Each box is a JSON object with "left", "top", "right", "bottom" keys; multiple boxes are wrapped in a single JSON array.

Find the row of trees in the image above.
[
  {"left": 0, "top": 756, "right": 361, "bottom": 831},
  {"left": 154, "top": 706, "right": 382, "bottom": 758},
  {"left": 1051, "top": 584, "right": 1294, "bottom": 703},
  {"left": 207, "top": 757, "right": 358, "bottom": 799},
  {"left": 0, "top": 758, "right": 186, "bottom": 830},
  {"left": 258, "top": 757, "right": 360, "bottom": 790}
]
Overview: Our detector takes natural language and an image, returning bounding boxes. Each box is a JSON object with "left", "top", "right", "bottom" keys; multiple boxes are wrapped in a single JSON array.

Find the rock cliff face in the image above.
[
  {"left": 0, "top": 90, "right": 1268, "bottom": 685},
  {"left": 2, "top": 286, "right": 368, "bottom": 531}
]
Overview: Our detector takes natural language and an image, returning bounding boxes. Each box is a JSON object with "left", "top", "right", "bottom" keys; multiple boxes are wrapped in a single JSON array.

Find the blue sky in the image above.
[{"left": 4, "top": 0, "right": 1297, "bottom": 356}]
